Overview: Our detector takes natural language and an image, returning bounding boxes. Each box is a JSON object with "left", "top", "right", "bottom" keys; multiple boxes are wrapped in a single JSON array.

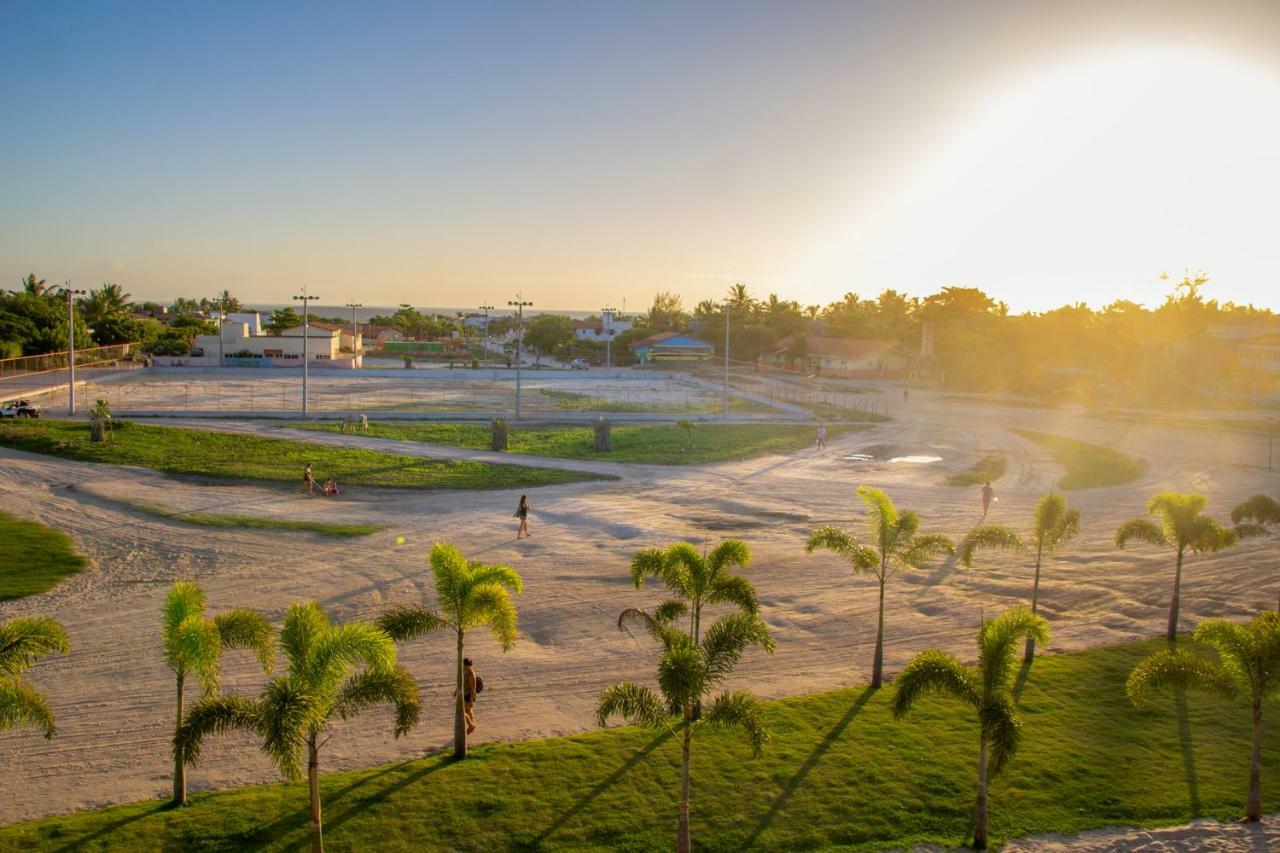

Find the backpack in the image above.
[{"left": 475, "top": 675, "right": 484, "bottom": 694}]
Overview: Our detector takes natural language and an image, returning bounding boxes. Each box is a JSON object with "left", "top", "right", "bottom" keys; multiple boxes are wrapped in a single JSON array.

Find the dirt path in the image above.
[{"left": 1, "top": 395, "right": 1277, "bottom": 824}]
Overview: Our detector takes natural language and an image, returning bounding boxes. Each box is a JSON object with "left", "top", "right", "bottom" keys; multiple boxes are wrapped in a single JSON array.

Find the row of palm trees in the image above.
[{"left": 2, "top": 490, "right": 1276, "bottom": 850}]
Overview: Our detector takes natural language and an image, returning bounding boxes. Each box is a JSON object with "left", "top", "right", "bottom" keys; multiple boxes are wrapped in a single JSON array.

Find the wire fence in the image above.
[{"left": 0, "top": 343, "right": 144, "bottom": 398}]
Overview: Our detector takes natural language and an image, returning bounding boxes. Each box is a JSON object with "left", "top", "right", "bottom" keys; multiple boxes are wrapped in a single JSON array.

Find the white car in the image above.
[
  {"left": 0, "top": 399, "right": 41, "bottom": 418},
  {"left": 569, "top": 358, "right": 590, "bottom": 370}
]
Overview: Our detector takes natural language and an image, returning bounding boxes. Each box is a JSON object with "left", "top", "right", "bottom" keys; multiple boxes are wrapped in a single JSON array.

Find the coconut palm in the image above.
[
  {"left": 1128, "top": 611, "right": 1280, "bottom": 821},
  {"left": 807, "top": 486, "right": 955, "bottom": 687},
  {"left": 175, "top": 602, "right": 418, "bottom": 853},
  {"left": 959, "top": 492, "right": 1080, "bottom": 662},
  {"left": 599, "top": 607, "right": 773, "bottom": 853},
  {"left": 78, "top": 283, "right": 132, "bottom": 327},
  {"left": 376, "top": 542, "right": 522, "bottom": 760},
  {"left": 162, "top": 581, "right": 274, "bottom": 806},
  {"left": 1116, "top": 492, "right": 1238, "bottom": 640},
  {"left": 19, "top": 274, "right": 48, "bottom": 297},
  {"left": 893, "top": 606, "right": 1049, "bottom": 850},
  {"left": 628, "top": 539, "right": 757, "bottom": 646},
  {"left": 0, "top": 616, "right": 70, "bottom": 739}
]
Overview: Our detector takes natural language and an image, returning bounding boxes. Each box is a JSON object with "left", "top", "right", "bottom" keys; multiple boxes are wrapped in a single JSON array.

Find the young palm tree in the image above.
[
  {"left": 959, "top": 492, "right": 1080, "bottom": 662},
  {"left": 376, "top": 542, "right": 522, "bottom": 760},
  {"left": 599, "top": 608, "right": 773, "bottom": 853},
  {"left": 175, "top": 602, "right": 418, "bottom": 853},
  {"left": 893, "top": 606, "right": 1049, "bottom": 850},
  {"left": 1232, "top": 493, "right": 1279, "bottom": 609},
  {"left": 162, "top": 581, "right": 274, "bottom": 806},
  {"left": 807, "top": 486, "right": 955, "bottom": 687},
  {"left": 628, "top": 539, "right": 757, "bottom": 646},
  {"left": 1127, "top": 611, "right": 1280, "bottom": 821},
  {"left": 1116, "top": 492, "right": 1238, "bottom": 640},
  {"left": 1, "top": 616, "right": 70, "bottom": 739}
]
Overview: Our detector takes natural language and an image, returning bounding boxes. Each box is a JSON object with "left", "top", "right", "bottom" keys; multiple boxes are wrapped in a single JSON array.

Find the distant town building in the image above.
[
  {"left": 777, "top": 336, "right": 909, "bottom": 378},
  {"left": 573, "top": 310, "right": 633, "bottom": 342},
  {"left": 631, "top": 332, "right": 714, "bottom": 362}
]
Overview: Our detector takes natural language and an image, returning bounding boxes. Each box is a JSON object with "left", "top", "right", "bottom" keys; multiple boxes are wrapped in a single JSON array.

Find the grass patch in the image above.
[
  {"left": 946, "top": 453, "right": 1007, "bottom": 487},
  {"left": 0, "top": 511, "right": 88, "bottom": 600},
  {"left": 538, "top": 388, "right": 773, "bottom": 414},
  {"left": 1013, "top": 429, "right": 1146, "bottom": 489},
  {"left": 0, "top": 420, "right": 604, "bottom": 491},
  {"left": 115, "top": 499, "right": 385, "bottom": 537},
  {"left": 2, "top": 638, "right": 1273, "bottom": 850},
  {"left": 299, "top": 422, "right": 871, "bottom": 464}
]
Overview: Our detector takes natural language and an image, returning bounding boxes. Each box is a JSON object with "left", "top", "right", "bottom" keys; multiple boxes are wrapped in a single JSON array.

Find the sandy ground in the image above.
[
  {"left": 1, "top": 391, "right": 1278, "bottom": 831},
  {"left": 1001, "top": 814, "right": 1280, "bottom": 851}
]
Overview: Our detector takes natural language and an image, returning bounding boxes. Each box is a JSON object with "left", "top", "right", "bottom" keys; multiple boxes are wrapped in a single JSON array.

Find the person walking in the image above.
[
  {"left": 302, "top": 463, "right": 315, "bottom": 495},
  {"left": 981, "top": 480, "right": 996, "bottom": 520},
  {"left": 816, "top": 423, "right": 827, "bottom": 450},
  {"left": 461, "top": 657, "right": 478, "bottom": 734},
  {"left": 515, "top": 494, "right": 530, "bottom": 539}
]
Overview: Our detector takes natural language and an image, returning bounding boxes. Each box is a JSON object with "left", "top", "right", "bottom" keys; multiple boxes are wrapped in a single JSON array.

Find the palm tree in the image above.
[
  {"left": 893, "top": 606, "right": 1049, "bottom": 850},
  {"left": 20, "top": 274, "right": 48, "bottom": 297},
  {"left": 376, "top": 542, "right": 522, "bottom": 760},
  {"left": 1116, "top": 492, "right": 1238, "bottom": 640},
  {"left": 725, "top": 282, "right": 755, "bottom": 313},
  {"left": 959, "top": 492, "right": 1080, "bottom": 662},
  {"left": 79, "top": 283, "right": 133, "bottom": 327},
  {"left": 1232, "top": 493, "right": 1279, "bottom": 609},
  {"left": 162, "top": 581, "right": 274, "bottom": 806},
  {"left": 807, "top": 486, "right": 955, "bottom": 687},
  {"left": 599, "top": 608, "right": 772, "bottom": 853},
  {"left": 628, "top": 539, "right": 757, "bottom": 646},
  {"left": 1, "top": 616, "right": 70, "bottom": 739},
  {"left": 1128, "top": 612, "right": 1280, "bottom": 821},
  {"left": 175, "top": 602, "right": 418, "bottom": 853}
]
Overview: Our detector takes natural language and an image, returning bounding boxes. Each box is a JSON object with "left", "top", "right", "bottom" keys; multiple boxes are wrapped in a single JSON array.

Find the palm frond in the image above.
[
  {"left": 1115, "top": 518, "right": 1167, "bottom": 550},
  {"left": 629, "top": 547, "right": 671, "bottom": 590},
  {"left": 805, "top": 527, "right": 879, "bottom": 574},
  {"left": 978, "top": 607, "right": 1049, "bottom": 696},
  {"left": 1231, "top": 493, "right": 1280, "bottom": 526},
  {"left": 596, "top": 682, "right": 670, "bottom": 729},
  {"left": 701, "top": 690, "right": 769, "bottom": 756},
  {"left": 652, "top": 599, "right": 689, "bottom": 626},
  {"left": 334, "top": 666, "right": 420, "bottom": 737},
  {"left": 657, "top": 644, "right": 703, "bottom": 713},
  {"left": 701, "top": 613, "right": 774, "bottom": 685},
  {"left": 666, "top": 542, "right": 707, "bottom": 594},
  {"left": 376, "top": 605, "right": 449, "bottom": 642},
  {"left": 163, "top": 581, "right": 206, "bottom": 637},
  {"left": 466, "top": 582, "right": 520, "bottom": 650},
  {"left": 166, "top": 615, "right": 222, "bottom": 694},
  {"left": 892, "top": 649, "right": 979, "bottom": 718},
  {"left": 981, "top": 695, "right": 1021, "bottom": 774},
  {"left": 1234, "top": 523, "right": 1273, "bottom": 540},
  {"left": 429, "top": 542, "right": 469, "bottom": 617},
  {"left": 1186, "top": 516, "right": 1236, "bottom": 554},
  {"left": 899, "top": 532, "right": 956, "bottom": 570},
  {"left": 468, "top": 562, "right": 525, "bottom": 595},
  {"left": 706, "top": 574, "right": 760, "bottom": 615},
  {"left": 309, "top": 621, "right": 397, "bottom": 689},
  {"left": 257, "top": 677, "right": 326, "bottom": 778},
  {"left": 1126, "top": 649, "right": 1236, "bottom": 708},
  {"left": 0, "top": 617, "right": 70, "bottom": 679},
  {"left": 706, "top": 539, "right": 751, "bottom": 576},
  {"left": 280, "top": 601, "right": 329, "bottom": 678},
  {"left": 213, "top": 609, "right": 275, "bottom": 674},
  {"left": 175, "top": 694, "right": 262, "bottom": 769},
  {"left": 958, "top": 525, "right": 1025, "bottom": 567},
  {"left": 1192, "top": 619, "right": 1257, "bottom": 687},
  {"left": 0, "top": 677, "right": 57, "bottom": 738},
  {"left": 856, "top": 485, "right": 898, "bottom": 549}
]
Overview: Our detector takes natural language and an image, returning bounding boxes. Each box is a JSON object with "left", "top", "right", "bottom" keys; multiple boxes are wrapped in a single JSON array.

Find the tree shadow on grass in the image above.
[
  {"left": 744, "top": 686, "right": 876, "bottom": 849},
  {"left": 527, "top": 730, "right": 673, "bottom": 849},
  {"left": 1176, "top": 689, "right": 1202, "bottom": 815},
  {"left": 1012, "top": 658, "right": 1033, "bottom": 702},
  {"left": 52, "top": 803, "right": 165, "bottom": 853}
]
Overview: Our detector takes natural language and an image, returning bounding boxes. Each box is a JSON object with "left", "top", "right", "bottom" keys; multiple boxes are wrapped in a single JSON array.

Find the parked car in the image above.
[
  {"left": 0, "top": 399, "right": 41, "bottom": 418},
  {"left": 569, "top": 358, "right": 590, "bottom": 370}
]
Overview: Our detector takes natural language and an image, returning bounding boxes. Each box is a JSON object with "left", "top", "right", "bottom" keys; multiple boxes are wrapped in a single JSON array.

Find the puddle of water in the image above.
[
  {"left": 842, "top": 454, "right": 875, "bottom": 461},
  {"left": 889, "top": 455, "right": 943, "bottom": 464}
]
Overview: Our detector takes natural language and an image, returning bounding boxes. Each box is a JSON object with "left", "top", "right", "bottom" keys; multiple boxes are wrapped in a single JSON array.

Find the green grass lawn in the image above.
[
  {"left": 115, "top": 499, "right": 386, "bottom": 537},
  {"left": 0, "top": 511, "right": 88, "bottom": 600},
  {"left": 538, "top": 388, "right": 773, "bottom": 414},
  {"left": 0, "top": 420, "right": 604, "bottom": 490},
  {"left": 946, "top": 453, "right": 1007, "bottom": 487},
  {"left": 2, "top": 638, "right": 1272, "bottom": 851},
  {"left": 298, "top": 422, "right": 870, "bottom": 464},
  {"left": 1013, "top": 429, "right": 1146, "bottom": 489}
]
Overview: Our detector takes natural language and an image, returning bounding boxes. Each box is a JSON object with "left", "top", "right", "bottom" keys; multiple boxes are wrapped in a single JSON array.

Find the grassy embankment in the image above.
[
  {"left": 1013, "top": 429, "right": 1146, "bottom": 489},
  {"left": 0, "top": 511, "right": 88, "bottom": 600},
  {"left": 0, "top": 420, "right": 605, "bottom": 490},
  {"left": 299, "top": 422, "right": 873, "bottom": 465},
  {"left": 113, "top": 499, "right": 385, "bottom": 537},
  {"left": 1, "top": 638, "right": 1271, "bottom": 851},
  {"left": 538, "top": 388, "right": 774, "bottom": 414},
  {"left": 946, "top": 453, "right": 1007, "bottom": 487}
]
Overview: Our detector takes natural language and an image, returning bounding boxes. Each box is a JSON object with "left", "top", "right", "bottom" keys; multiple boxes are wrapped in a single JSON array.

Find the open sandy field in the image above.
[{"left": 0, "top": 391, "right": 1277, "bottom": 827}]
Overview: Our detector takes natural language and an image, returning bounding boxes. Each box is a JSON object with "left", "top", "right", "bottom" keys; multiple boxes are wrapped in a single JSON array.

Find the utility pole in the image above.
[
  {"left": 479, "top": 305, "right": 494, "bottom": 368},
  {"left": 63, "top": 284, "right": 86, "bottom": 414},
  {"left": 345, "top": 302, "right": 363, "bottom": 362},
  {"left": 218, "top": 293, "right": 227, "bottom": 368},
  {"left": 722, "top": 303, "right": 731, "bottom": 420},
  {"left": 507, "top": 297, "right": 532, "bottom": 418},
  {"left": 602, "top": 306, "right": 617, "bottom": 369},
  {"left": 1269, "top": 417, "right": 1276, "bottom": 470},
  {"left": 293, "top": 288, "right": 320, "bottom": 416}
]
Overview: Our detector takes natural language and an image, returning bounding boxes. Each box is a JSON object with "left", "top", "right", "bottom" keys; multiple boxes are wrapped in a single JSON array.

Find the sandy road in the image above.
[{"left": 0, "top": 394, "right": 1277, "bottom": 823}]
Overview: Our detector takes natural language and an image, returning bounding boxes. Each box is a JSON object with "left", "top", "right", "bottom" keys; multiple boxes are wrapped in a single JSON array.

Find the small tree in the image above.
[
  {"left": 893, "top": 607, "right": 1049, "bottom": 850},
  {"left": 807, "top": 486, "right": 954, "bottom": 687},
  {"left": 1128, "top": 612, "right": 1280, "bottom": 821},
  {"left": 377, "top": 543, "right": 522, "bottom": 759},
  {"left": 162, "top": 581, "right": 274, "bottom": 806},
  {"left": 0, "top": 616, "right": 70, "bottom": 740},
  {"left": 959, "top": 492, "right": 1080, "bottom": 662},
  {"left": 1116, "top": 492, "right": 1238, "bottom": 640},
  {"left": 176, "top": 602, "right": 418, "bottom": 853}
]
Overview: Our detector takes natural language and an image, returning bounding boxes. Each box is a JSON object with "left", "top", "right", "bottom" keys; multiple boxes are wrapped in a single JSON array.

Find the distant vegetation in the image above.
[
  {"left": 0, "top": 511, "right": 87, "bottom": 599},
  {"left": 117, "top": 500, "right": 386, "bottom": 537},
  {"left": 946, "top": 453, "right": 1007, "bottom": 486},
  {"left": 1013, "top": 429, "right": 1145, "bottom": 489}
]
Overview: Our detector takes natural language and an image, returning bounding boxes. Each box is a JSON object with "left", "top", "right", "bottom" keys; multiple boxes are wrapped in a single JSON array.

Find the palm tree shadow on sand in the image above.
[
  {"left": 744, "top": 686, "right": 876, "bottom": 849},
  {"left": 1175, "top": 689, "right": 1202, "bottom": 815}
]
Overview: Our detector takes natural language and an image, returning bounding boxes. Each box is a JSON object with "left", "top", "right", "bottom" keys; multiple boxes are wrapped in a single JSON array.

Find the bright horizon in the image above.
[{"left": 4, "top": 1, "right": 1280, "bottom": 313}]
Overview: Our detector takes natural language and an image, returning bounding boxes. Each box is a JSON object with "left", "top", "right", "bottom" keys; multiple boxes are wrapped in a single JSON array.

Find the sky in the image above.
[{"left": 3, "top": 0, "right": 1279, "bottom": 314}]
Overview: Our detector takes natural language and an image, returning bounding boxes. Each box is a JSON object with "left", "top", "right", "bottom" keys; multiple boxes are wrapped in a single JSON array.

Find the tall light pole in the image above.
[
  {"left": 293, "top": 288, "right": 320, "bottom": 416},
  {"left": 62, "top": 285, "right": 86, "bottom": 414},
  {"left": 508, "top": 297, "right": 532, "bottom": 418},
  {"left": 345, "top": 302, "right": 363, "bottom": 361},
  {"left": 218, "top": 293, "right": 227, "bottom": 368},
  {"left": 601, "top": 306, "right": 617, "bottom": 369},
  {"left": 722, "top": 303, "right": 731, "bottom": 420},
  {"left": 479, "top": 304, "right": 494, "bottom": 368}
]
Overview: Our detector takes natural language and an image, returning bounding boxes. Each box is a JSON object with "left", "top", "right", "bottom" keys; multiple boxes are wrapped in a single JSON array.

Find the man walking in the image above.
[{"left": 981, "top": 481, "right": 996, "bottom": 520}]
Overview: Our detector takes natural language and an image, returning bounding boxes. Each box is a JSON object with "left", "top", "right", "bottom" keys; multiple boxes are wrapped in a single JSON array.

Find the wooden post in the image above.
[
  {"left": 594, "top": 416, "right": 612, "bottom": 452},
  {"left": 491, "top": 417, "right": 508, "bottom": 451}
]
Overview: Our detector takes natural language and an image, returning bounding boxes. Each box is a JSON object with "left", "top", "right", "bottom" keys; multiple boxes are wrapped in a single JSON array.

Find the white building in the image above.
[{"left": 573, "top": 310, "right": 632, "bottom": 342}]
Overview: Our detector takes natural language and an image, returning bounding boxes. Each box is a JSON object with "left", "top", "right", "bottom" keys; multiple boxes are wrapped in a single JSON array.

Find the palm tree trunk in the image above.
[
  {"left": 1025, "top": 548, "right": 1044, "bottom": 664},
  {"left": 1167, "top": 547, "right": 1185, "bottom": 641},
  {"left": 172, "top": 672, "right": 186, "bottom": 806},
  {"left": 872, "top": 575, "right": 886, "bottom": 688},
  {"left": 1247, "top": 702, "right": 1263, "bottom": 821},
  {"left": 677, "top": 721, "right": 692, "bottom": 853},
  {"left": 973, "top": 735, "right": 989, "bottom": 850},
  {"left": 454, "top": 629, "right": 467, "bottom": 760},
  {"left": 308, "top": 735, "right": 323, "bottom": 853}
]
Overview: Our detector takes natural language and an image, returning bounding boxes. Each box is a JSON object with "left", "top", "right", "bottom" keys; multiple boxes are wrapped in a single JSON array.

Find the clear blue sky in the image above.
[{"left": 3, "top": 1, "right": 1279, "bottom": 312}]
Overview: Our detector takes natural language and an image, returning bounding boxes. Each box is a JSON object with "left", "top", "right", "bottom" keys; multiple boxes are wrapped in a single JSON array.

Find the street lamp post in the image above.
[
  {"left": 218, "top": 293, "right": 227, "bottom": 368},
  {"left": 508, "top": 297, "right": 532, "bottom": 418},
  {"left": 293, "top": 288, "right": 320, "bottom": 416},
  {"left": 722, "top": 304, "right": 731, "bottom": 420},
  {"left": 479, "top": 305, "right": 494, "bottom": 368},
  {"left": 345, "top": 302, "right": 363, "bottom": 362},
  {"left": 62, "top": 284, "right": 86, "bottom": 414},
  {"left": 601, "top": 306, "right": 617, "bottom": 369}
]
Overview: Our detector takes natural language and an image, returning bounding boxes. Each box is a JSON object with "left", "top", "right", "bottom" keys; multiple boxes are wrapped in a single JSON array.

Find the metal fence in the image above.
[{"left": 0, "top": 343, "right": 142, "bottom": 397}]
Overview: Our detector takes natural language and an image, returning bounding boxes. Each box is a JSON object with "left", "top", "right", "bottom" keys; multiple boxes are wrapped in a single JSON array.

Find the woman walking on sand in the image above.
[{"left": 515, "top": 494, "right": 530, "bottom": 538}]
